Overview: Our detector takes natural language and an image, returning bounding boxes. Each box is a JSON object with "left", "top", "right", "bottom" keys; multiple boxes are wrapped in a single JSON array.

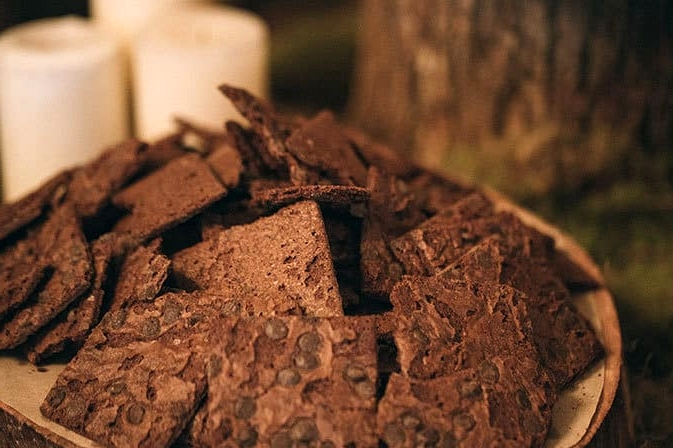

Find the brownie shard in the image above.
[
  {"left": 0, "top": 170, "right": 71, "bottom": 243},
  {"left": 378, "top": 365, "right": 551, "bottom": 448},
  {"left": 390, "top": 207, "right": 546, "bottom": 278},
  {"left": 438, "top": 235, "right": 505, "bottom": 285},
  {"left": 498, "top": 248, "right": 603, "bottom": 387},
  {"left": 0, "top": 204, "right": 92, "bottom": 349},
  {"left": 440, "top": 235, "right": 602, "bottom": 387},
  {"left": 285, "top": 110, "right": 368, "bottom": 186},
  {"left": 40, "top": 291, "right": 238, "bottom": 448},
  {"left": 389, "top": 276, "right": 549, "bottom": 385},
  {"left": 171, "top": 201, "right": 344, "bottom": 317},
  {"left": 385, "top": 277, "right": 555, "bottom": 446},
  {"left": 360, "top": 167, "right": 426, "bottom": 299},
  {"left": 0, "top": 236, "right": 48, "bottom": 320},
  {"left": 342, "top": 125, "right": 418, "bottom": 178},
  {"left": 26, "top": 234, "right": 116, "bottom": 364},
  {"left": 112, "top": 153, "right": 227, "bottom": 241},
  {"left": 186, "top": 316, "right": 377, "bottom": 447},
  {"left": 219, "top": 84, "right": 302, "bottom": 178},
  {"left": 204, "top": 140, "right": 244, "bottom": 189},
  {"left": 67, "top": 139, "right": 147, "bottom": 218},
  {"left": 250, "top": 184, "right": 369, "bottom": 212},
  {"left": 109, "top": 239, "right": 170, "bottom": 311},
  {"left": 407, "top": 171, "right": 477, "bottom": 216}
]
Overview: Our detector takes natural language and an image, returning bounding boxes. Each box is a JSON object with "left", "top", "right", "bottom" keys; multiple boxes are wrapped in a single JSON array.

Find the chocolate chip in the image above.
[
  {"left": 452, "top": 413, "right": 475, "bottom": 432},
  {"left": 162, "top": 300, "right": 183, "bottom": 324},
  {"left": 108, "top": 309, "right": 127, "bottom": 329},
  {"left": 516, "top": 388, "right": 531, "bottom": 410},
  {"left": 354, "top": 380, "right": 376, "bottom": 398},
  {"left": 46, "top": 387, "right": 66, "bottom": 408},
  {"left": 290, "top": 418, "right": 319, "bottom": 442},
  {"left": 265, "top": 318, "right": 289, "bottom": 340},
  {"left": 344, "top": 364, "right": 367, "bottom": 382},
  {"left": 416, "top": 427, "right": 440, "bottom": 447},
  {"left": 478, "top": 360, "right": 499, "bottom": 384},
  {"left": 141, "top": 316, "right": 160, "bottom": 338},
  {"left": 401, "top": 411, "right": 422, "bottom": 430},
  {"left": 126, "top": 404, "right": 145, "bottom": 425},
  {"left": 107, "top": 381, "right": 126, "bottom": 396},
  {"left": 297, "top": 331, "right": 322, "bottom": 352},
  {"left": 64, "top": 398, "right": 87, "bottom": 422},
  {"left": 237, "top": 426, "right": 258, "bottom": 447},
  {"left": 270, "top": 431, "right": 292, "bottom": 448},
  {"left": 293, "top": 352, "right": 320, "bottom": 370},
  {"left": 276, "top": 368, "right": 301, "bottom": 386},
  {"left": 235, "top": 396, "right": 257, "bottom": 419},
  {"left": 458, "top": 380, "right": 482, "bottom": 399},
  {"left": 383, "top": 423, "right": 406, "bottom": 447}
]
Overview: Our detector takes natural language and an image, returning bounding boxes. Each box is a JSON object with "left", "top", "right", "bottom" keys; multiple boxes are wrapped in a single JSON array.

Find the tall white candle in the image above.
[
  {"left": 90, "top": 0, "right": 212, "bottom": 50},
  {"left": 131, "top": 4, "right": 269, "bottom": 141},
  {"left": 0, "top": 16, "right": 129, "bottom": 201}
]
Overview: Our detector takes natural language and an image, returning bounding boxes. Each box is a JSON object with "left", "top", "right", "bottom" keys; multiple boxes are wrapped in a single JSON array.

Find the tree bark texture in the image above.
[{"left": 349, "top": 0, "right": 673, "bottom": 196}]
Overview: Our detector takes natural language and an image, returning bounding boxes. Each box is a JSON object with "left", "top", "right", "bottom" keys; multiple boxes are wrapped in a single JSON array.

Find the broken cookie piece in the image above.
[
  {"left": 40, "top": 291, "right": 240, "bottom": 448},
  {"left": 109, "top": 239, "right": 170, "bottom": 311},
  {"left": 171, "top": 201, "right": 344, "bottom": 317},
  {"left": 186, "top": 316, "right": 378, "bottom": 447},
  {"left": 0, "top": 204, "right": 92, "bottom": 349},
  {"left": 112, "top": 153, "right": 227, "bottom": 241},
  {"left": 26, "top": 233, "right": 117, "bottom": 364},
  {"left": 378, "top": 362, "right": 552, "bottom": 448}
]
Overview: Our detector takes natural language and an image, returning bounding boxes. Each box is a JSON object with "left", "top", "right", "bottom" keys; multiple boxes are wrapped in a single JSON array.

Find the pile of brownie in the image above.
[{"left": 0, "top": 86, "right": 603, "bottom": 447}]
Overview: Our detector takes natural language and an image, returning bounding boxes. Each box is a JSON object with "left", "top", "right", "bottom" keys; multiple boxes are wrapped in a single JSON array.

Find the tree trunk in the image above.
[{"left": 349, "top": 0, "right": 673, "bottom": 196}]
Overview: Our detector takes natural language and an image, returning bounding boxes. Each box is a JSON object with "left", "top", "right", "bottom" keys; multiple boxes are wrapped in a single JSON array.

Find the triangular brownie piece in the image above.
[{"left": 171, "top": 201, "right": 344, "bottom": 317}]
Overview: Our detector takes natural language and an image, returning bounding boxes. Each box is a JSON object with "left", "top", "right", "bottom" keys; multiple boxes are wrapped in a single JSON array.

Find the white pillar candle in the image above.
[
  {"left": 90, "top": 0, "right": 212, "bottom": 51},
  {"left": 0, "top": 16, "right": 129, "bottom": 201},
  {"left": 131, "top": 4, "right": 269, "bottom": 141}
]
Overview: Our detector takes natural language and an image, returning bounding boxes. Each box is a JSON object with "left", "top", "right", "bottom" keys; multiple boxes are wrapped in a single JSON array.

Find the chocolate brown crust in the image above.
[
  {"left": 112, "top": 153, "right": 227, "bottom": 241},
  {"left": 250, "top": 184, "right": 369, "bottom": 211},
  {"left": 0, "top": 170, "right": 71, "bottom": 243},
  {"left": 0, "top": 204, "right": 92, "bottom": 349},
  {"left": 25, "top": 234, "right": 117, "bottom": 364},
  {"left": 171, "top": 201, "right": 344, "bottom": 317},
  {"left": 0, "top": 236, "right": 48, "bottom": 320},
  {"left": 109, "top": 239, "right": 170, "bottom": 311},
  {"left": 67, "top": 139, "right": 147, "bottom": 218},
  {"left": 40, "top": 291, "right": 239, "bottom": 448},
  {"left": 186, "top": 316, "right": 378, "bottom": 447}
]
